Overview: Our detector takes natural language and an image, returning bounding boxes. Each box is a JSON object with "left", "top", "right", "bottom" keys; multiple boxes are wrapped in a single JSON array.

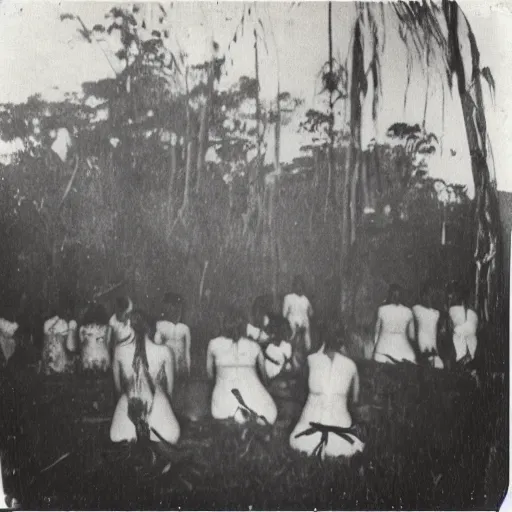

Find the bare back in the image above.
[{"left": 114, "top": 338, "right": 174, "bottom": 395}]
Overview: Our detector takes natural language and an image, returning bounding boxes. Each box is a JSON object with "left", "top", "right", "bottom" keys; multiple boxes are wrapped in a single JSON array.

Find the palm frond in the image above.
[{"left": 480, "top": 67, "right": 496, "bottom": 104}]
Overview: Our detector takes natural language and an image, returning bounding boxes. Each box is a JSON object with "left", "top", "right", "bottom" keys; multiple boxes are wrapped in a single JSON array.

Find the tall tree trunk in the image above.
[
  {"left": 180, "top": 67, "right": 193, "bottom": 217},
  {"left": 167, "top": 135, "right": 178, "bottom": 237},
  {"left": 444, "top": 1, "right": 501, "bottom": 343},
  {"left": 271, "top": 86, "right": 282, "bottom": 310},
  {"left": 195, "top": 62, "right": 215, "bottom": 196},
  {"left": 325, "top": 2, "right": 335, "bottom": 221},
  {"left": 341, "top": 19, "right": 365, "bottom": 316},
  {"left": 255, "top": 30, "right": 261, "bottom": 162}
]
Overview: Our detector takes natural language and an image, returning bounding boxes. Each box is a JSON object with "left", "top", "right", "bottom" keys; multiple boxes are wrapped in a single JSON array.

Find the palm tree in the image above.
[{"left": 343, "top": 1, "right": 501, "bottom": 351}]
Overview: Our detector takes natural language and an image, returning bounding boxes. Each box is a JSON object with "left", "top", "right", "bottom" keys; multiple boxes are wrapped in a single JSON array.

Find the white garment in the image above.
[
  {"left": 283, "top": 293, "right": 312, "bottom": 330},
  {"left": 412, "top": 305, "right": 440, "bottom": 352},
  {"left": 412, "top": 305, "right": 443, "bottom": 368},
  {"left": 246, "top": 323, "right": 269, "bottom": 343},
  {"left": 0, "top": 318, "right": 18, "bottom": 338},
  {"left": 264, "top": 340, "right": 293, "bottom": 380},
  {"left": 154, "top": 320, "right": 191, "bottom": 377},
  {"left": 207, "top": 336, "right": 277, "bottom": 424},
  {"left": 0, "top": 318, "right": 18, "bottom": 363},
  {"left": 374, "top": 304, "right": 416, "bottom": 364},
  {"left": 42, "top": 316, "right": 77, "bottom": 374},
  {"left": 290, "top": 351, "right": 364, "bottom": 458},
  {"left": 109, "top": 314, "right": 133, "bottom": 345},
  {"left": 449, "top": 306, "right": 478, "bottom": 361},
  {"left": 79, "top": 324, "right": 110, "bottom": 371}
]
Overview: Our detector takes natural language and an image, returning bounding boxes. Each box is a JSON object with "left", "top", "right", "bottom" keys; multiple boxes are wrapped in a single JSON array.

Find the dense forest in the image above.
[{"left": 0, "top": 1, "right": 504, "bottom": 364}]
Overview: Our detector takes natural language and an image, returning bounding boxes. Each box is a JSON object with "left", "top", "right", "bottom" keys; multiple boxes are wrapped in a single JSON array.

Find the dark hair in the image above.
[
  {"left": 292, "top": 275, "right": 306, "bottom": 296},
  {"left": 251, "top": 295, "right": 273, "bottom": 328},
  {"left": 221, "top": 307, "right": 246, "bottom": 342},
  {"left": 386, "top": 284, "right": 403, "bottom": 306},
  {"left": 115, "top": 296, "right": 132, "bottom": 322},
  {"left": 447, "top": 284, "right": 470, "bottom": 321},
  {"left": 127, "top": 309, "right": 155, "bottom": 440},
  {"left": 163, "top": 292, "right": 184, "bottom": 322},
  {"left": 81, "top": 302, "right": 109, "bottom": 326},
  {"left": 265, "top": 313, "right": 292, "bottom": 342},
  {"left": 419, "top": 282, "right": 433, "bottom": 308},
  {"left": 130, "top": 309, "right": 155, "bottom": 372},
  {"left": 321, "top": 320, "right": 346, "bottom": 353}
]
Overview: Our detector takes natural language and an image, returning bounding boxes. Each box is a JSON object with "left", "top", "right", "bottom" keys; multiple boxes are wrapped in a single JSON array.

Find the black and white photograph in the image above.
[{"left": 0, "top": 0, "right": 509, "bottom": 509}]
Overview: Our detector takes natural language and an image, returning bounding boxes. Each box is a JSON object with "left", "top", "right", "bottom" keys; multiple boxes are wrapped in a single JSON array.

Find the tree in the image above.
[{"left": 343, "top": 2, "right": 501, "bottom": 352}]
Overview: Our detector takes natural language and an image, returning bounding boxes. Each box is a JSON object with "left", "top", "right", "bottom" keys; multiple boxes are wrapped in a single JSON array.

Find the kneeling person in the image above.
[
  {"left": 290, "top": 321, "right": 364, "bottom": 459},
  {"left": 77, "top": 303, "right": 111, "bottom": 372},
  {"left": 110, "top": 310, "right": 180, "bottom": 444}
]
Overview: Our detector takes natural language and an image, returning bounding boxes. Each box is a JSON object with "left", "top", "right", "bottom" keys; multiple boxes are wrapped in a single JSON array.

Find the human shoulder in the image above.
[
  {"left": 244, "top": 337, "right": 260, "bottom": 352},
  {"left": 208, "top": 336, "right": 226, "bottom": 351},
  {"left": 176, "top": 322, "right": 190, "bottom": 335},
  {"left": 156, "top": 319, "right": 174, "bottom": 331},
  {"left": 338, "top": 353, "right": 357, "bottom": 373},
  {"left": 148, "top": 338, "right": 172, "bottom": 358}
]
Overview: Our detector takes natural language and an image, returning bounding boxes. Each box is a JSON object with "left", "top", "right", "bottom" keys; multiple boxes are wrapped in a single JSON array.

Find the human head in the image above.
[
  {"left": 321, "top": 319, "right": 346, "bottom": 353},
  {"left": 419, "top": 282, "right": 433, "bottom": 308},
  {"left": 447, "top": 283, "right": 469, "bottom": 308},
  {"left": 265, "top": 313, "right": 292, "bottom": 343},
  {"left": 129, "top": 309, "right": 155, "bottom": 341},
  {"left": 163, "top": 291, "right": 184, "bottom": 322},
  {"left": 81, "top": 302, "right": 109, "bottom": 327},
  {"left": 386, "top": 284, "right": 403, "bottom": 306},
  {"left": 115, "top": 296, "right": 133, "bottom": 323},
  {"left": 221, "top": 307, "right": 246, "bottom": 342},
  {"left": 292, "top": 275, "right": 306, "bottom": 296},
  {"left": 251, "top": 296, "right": 272, "bottom": 329}
]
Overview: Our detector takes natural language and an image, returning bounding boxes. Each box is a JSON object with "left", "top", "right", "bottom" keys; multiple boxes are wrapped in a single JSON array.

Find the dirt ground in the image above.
[{"left": 0, "top": 358, "right": 507, "bottom": 510}]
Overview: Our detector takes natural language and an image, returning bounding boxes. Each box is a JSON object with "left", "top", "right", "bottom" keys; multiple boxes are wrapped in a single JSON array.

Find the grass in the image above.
[{"left": 0, "top": 359, "right": 507, "bottom": 510}]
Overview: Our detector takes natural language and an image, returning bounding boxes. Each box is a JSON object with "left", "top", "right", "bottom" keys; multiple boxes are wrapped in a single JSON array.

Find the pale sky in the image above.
[{"left": 0, "top": 0, "right": 511, "bottom": 195}]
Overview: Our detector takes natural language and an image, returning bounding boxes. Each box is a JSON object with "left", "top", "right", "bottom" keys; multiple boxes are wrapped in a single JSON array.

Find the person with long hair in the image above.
[
  {"left": 206, "top": 307, "right": 277, "bottom": 425},
  {"left": 283, "top": 275, "right": 313, "bottom": 367},
  {"left": 108, "top": 296, "right": 134, "bottom": 347},
  {"left": 373, "top": 284, "right": 416, "bottom": 364},
  {"left": 448, "top": 285, "right": 478, "bottom": 363},
  {"left": 412, "top": 282, "right": 443, "bottom": 368},
  {"left": 154, "top": 292, "right": 191, "bottom": 379},
  {"left": 77, "top": 302, "right": 111, "bottom": 372},
  {"left": 289, "top": 320, "right": 364, "bottom": 459},
  {"left": 261, "top": 313, "right": 293, "bottom": 382},
  {"left": 110, "top": 309, "right": 180, "bottom": 444},
  {"left": 246, "top": 295, "right": 272, "bottom": 344}
]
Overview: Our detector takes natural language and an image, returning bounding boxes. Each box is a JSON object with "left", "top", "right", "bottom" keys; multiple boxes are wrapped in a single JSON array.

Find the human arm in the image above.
[
  {"left": 407, "top": 313, "right": 416, "bottom": 342},
  {"left": 351, "top": 368, "right": 360, "bottom": 405},
  {"left": 112, "top": 352, "right": 122, "bottom": 396},
  {"left": 184, "top": 326, "right": 191, "bottom": 376},
  {"left": 165, "top": 349, "right": 175, "bottom": 397},
  {"left": 374, "top": 309, "right": 382, "bottom": 346},
  {"left": 256, "top": 347, "right": 268, "bottom": 383},
  {"left": 154, "top": 324, "right": 163, "bottom": 345},
  {"left": 282, "top": 295, "right": 290, "bottom": 319},
  {"left": 307, "top": 298, "right": 313, "bottom": 320},
  {"left": 206, "top": 341, "right": 215, "bottom": 380}
]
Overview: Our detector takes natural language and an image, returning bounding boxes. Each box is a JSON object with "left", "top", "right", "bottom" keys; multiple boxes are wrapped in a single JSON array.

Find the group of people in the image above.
[
  {"left": 0, "top": 275, "right": 478, "bottom": 462},
  {"left": 373, "top": 281, "right": 478, "bottom": 369},
  {"left": 106, "top": 276, "right": 364, "bottom": 459}
]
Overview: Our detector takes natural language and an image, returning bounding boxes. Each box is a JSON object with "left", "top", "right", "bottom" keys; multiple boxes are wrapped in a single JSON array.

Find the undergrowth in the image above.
[{"left": 0, "top": 361, "right": 507, "bottom": 510}]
